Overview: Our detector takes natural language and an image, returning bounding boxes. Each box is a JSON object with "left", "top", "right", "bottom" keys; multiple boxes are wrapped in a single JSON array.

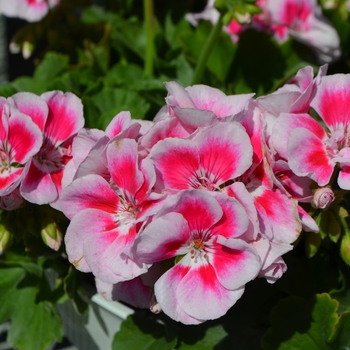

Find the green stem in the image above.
[
  {"left": 144, "top": 0, "right": 154, "bottom": 77},
  {"left": 191, "top": 13, "right": 224, "bottom": 85}
]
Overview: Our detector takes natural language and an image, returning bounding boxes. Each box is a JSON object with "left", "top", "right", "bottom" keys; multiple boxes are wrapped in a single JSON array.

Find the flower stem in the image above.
[
  {"left": 191, "top": 13, "right": 224, "bottom": 85},
  {"left": 144, "top": 0, "right": 154, "bottom": 77}
]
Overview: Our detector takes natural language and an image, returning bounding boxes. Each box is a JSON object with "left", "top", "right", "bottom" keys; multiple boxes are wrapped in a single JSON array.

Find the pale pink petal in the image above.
[
  {"left": 84, "top": 226, "right": 148, "bottom": 284},
  {"left": 0, "top": 168, "right": 24, "bottom": 196},
  {"left": 194, "top": 122, "right": 253, "bottom": 181},
  {"left": 0, "top": 100, "right": 9, "bottom": 142},
  {"left": 172, "top": 107, "right": 217, "bottom": 132},
  {"left": 105, "top": 111, "right": 131, "bottom": 139},
  {"left": 140, "top": 117, "right": 190, "bottom": 152},
  {"left": 210, "top": 192, "right": 250, "bottom": 239},
  {"left": 338, "top": 167, "right": 350, "bottom": 190},
  {"left": 311, "top": 74, "right": 350, "bottom": 130},
  {"left": 160, "top": 190, "right": 223, "bottom": 233},
  {"left": 154, "top": 263, "right": 205, "bottom": 324},
  {"left": 164, "top": 81, "right": 194, "bottom": 109},
  {"left": 60, "top": 174, "right": 119, "bottom": 220},
  {"left": 20, "top": 160, "right": 58, "bottom": 204},
  {"left": 0, "top": 0, "right": 58, "bottom": 22},
  {"left": 9, "top": 92, "right": 48, "bottom": 132},
  {"left": 74, "top": 135, "right": 110, "bottom": 180},
  {"left": 212, "top": 94, "right": 254, "bottom": 118},
  {"left": 288, "top": 127, "right": 334, "bottom": 186},
  {"left": 66, "top": 208, "right": 148, "bottom": 284},
  {"left": 0, "top": 187, "right": 24, "bottom": 210},
  {"left": 256, "top": 91, "right": 300, "bottom": 116},
  {"left": 8, "top": 110, "right": 42, "bottom": 163},
  {"left": 41, "top": 91, "right": 84, "bottom": 146},
  {"left": 185, "top": 84, "right": 226, "bottom": 111},
  {"left": 225, "top": 182, "right": 259, "bottom": 241},
  {"left": 298, "top": 205, "right": 319, "bottom": 232},
  {"left": 271, "top": 113, "right": 326, "bottom": 159},
  {"left": 272, "top": 160, "right": 313, "bottom": 200},
  {"left": 176, "top": 258, "right": 245, "bottom": 321},
  {"left": 254, "top": 188, "right": 302, "bottom": 244},
  {"left": 135, "top": 212, "right": 190, "bottom": 263},
  {"left": 209, "top": 236, "right": 261, "bottom": 290},
  {"left": 96, "top": 278, "right": 151, "bottom": 309},
  {"left": 150, "top": 138, "right": 200, "bottom": 191},
  {"left": 107, "top": 138, "right": 144, "bottom": 199}
]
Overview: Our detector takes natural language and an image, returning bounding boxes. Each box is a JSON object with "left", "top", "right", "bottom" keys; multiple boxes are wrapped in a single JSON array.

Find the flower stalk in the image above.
[{"left": 192, "top": 12, "right": 224, "bottom": 85}]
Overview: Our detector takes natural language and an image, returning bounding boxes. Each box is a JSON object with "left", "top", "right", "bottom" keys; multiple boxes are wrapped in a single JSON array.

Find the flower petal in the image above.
[
  {"left": 41, "top": 91, "right": 84, "bottom": 146},
  {"left": 60, "top": 174, "right": 119, "bottom": 219},
  {"left": 288, "top": 127, "right": 334, "bottom": 186}
]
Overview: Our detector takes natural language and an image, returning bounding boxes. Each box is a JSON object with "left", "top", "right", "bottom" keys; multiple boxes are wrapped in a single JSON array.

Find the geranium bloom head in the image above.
[
  {"left": 263, "top": 0, "right": 340, "bottom": 62},
  {"left": 19, "top": 91, "right": 84, "bottom": 208},
  {"left": 135, "top": 190, "right": 261, "bottom": 324},
  {"left": 0, "top": 97, "right": 42, "bottom": 198}
]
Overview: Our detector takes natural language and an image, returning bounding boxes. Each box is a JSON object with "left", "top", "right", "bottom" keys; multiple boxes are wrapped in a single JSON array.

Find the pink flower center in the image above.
[
  {"left": 115, "top": 200, "right": 138, "bottom": 227},
  {"left": 0, "top": 149, "right": 11, "bottom": 174},
  {"left": 189, "top": 169, "right": 220, "bottom": 191},
  {"left": 34, "top": 140, "right": 72, "bottom": 174},
  {"left": 188, "top": 238, "right": 208, "bottom": 262}
]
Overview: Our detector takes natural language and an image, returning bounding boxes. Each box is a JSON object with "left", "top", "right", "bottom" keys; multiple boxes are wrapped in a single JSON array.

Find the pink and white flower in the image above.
[
  {"left": 0, "top": 0, "right": 61, "bottom": 22},
  {"left": 60, "top": 138, "right": 163, "bottom": 284},
  {"left": 271, "top": 74, "right": 350, "bottom": 190},
  {"left": 19, "top": 91, "right": 84, "bottom": 208},
  {"left": 135, "top": 190, "right": 261, "bottom": 324},
  {"left": 0, "top": 97, "right": 42, "bottom": 197}
]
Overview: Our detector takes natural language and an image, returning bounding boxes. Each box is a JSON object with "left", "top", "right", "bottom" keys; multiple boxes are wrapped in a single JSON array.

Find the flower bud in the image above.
[
  {"left": 41, "top": 221, "right": 62, "bottom": 251},
  {"left": 340, "top": 233, "right": 350, "bottom": 265},
  {"left": 0, "top": 224, "right": 12, "bottom": 255},
  {"left": 312, "top": 187, "right": 335, "bottom": 209},
  {"left": 0, "top": 188, "right": 24, "bottom": 211},
  {"left": 150, "top": 295, "right": 162, "bottom": 314}
]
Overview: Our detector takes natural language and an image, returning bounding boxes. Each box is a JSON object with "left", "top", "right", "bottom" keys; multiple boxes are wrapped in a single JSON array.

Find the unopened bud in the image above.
[
  {"left": 0, "top": 224, "right": 12, "bottom": 255},
  {"left": 150, "top": 295, "right": 162, "bottom": 314},
  {"left": 312, "top": 187, "right": 334, "bottom": 209},
  {"left": 341, "top": 234, "right": 350, "bottom": 265},
  {"left": 41, "top": 221, "right": 62, "bottom": 251},
  {"left": 22, "top": 41, "right": 34, "bottom": 60},
  {"left": 0, "top": 188, "right": 24, "bottom": 211}
]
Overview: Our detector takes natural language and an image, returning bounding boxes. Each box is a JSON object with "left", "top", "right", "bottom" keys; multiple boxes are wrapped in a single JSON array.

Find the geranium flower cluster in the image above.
[
  {"left": 186, "top": 0, "right": 341, "bottom": 63},
  {"left": 2, "top": 65, "right": 348, "bottom": 324},
  {"left": 0, "top": 91, "right": 84, "bottom": 211}
]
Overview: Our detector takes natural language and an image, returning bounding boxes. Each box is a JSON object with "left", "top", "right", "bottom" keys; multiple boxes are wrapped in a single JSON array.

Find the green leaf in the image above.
[
  {"left": 12, "top": 76, "right": 43, "bottom": 95},
  {"left": 0, "top": 267, "right": 63, "bottom": 350},
  {"left": 175, "top": 55, "right": 194, "bottom": 87},
  {"left": 112, "top": 313, "right": 177, "bottom": 350},
  {"left": 64, "top": 266, "right": 89, "bottom": 314},
  {"left": 0, "top": 84, "right": 18, "bottom": 97},
  {"left": 328, "top": 311, "right": 350, "bottom": 349},
  {"left": 180, "top": 21, "right": 236, "bottom": 83},
  {"left": 262, "top": 294, "right": 339, "bottom": 350},
  {"left": 92, "top": 87, "right": 150, "bottom": 128},
  {"left": 304, "top": 231, "right": 322, "bottom": 258},
  {"left": 177, "top": 324, "right": 227, "bottom": 350},
  {"left": 34, "top": 52, "right": 69, "bottom": 82}
]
